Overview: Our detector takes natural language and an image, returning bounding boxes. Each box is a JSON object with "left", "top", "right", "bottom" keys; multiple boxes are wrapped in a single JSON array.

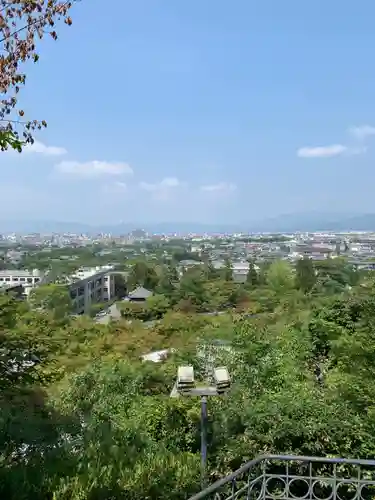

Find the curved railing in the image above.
[{"left": 188, "top": 455, "right": 375, "bottom": 500}]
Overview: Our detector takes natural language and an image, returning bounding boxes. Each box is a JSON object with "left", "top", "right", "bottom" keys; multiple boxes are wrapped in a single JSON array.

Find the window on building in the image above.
[
  {"left": 5, "top": 278, "right": 10, "bottom": 282},
  {"left": 20, "top": 278, "right": 25, "bottom": 282},
  {"left": 27, "top": 278, "right": 32, "bottom": 283}
]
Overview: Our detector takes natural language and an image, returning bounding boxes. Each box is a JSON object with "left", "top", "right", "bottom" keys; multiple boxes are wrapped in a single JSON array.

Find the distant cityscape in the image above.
[{"left": 1, "top": 226, "right": 375, "bottom": 318}]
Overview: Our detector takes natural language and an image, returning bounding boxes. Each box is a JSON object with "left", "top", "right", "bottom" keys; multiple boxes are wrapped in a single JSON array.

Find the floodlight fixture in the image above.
[
  {"left": 214, "top": 366, "right": 231, "bottom": 393},
  {"left": 173, "top": 364, "right": 232, "bottom": 488},
  {"left": 177, "top": 365, "right": 195, "bottom": 392}
]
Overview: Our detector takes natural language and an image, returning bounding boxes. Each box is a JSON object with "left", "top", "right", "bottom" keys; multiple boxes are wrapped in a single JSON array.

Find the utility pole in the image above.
[{"left": 200, "top": 395, "right": 208, "bottom": 487}]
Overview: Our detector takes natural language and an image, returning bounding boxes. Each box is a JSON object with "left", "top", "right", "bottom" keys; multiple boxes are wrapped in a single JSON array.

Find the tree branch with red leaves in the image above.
[{"left": 0, "top": 0, "right": 76, "bottom": 151}]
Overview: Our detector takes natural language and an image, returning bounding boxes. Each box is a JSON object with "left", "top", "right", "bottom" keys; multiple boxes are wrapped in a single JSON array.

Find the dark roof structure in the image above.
[{"left": 297, "top": 245, "right": 332, "bottom": 253}]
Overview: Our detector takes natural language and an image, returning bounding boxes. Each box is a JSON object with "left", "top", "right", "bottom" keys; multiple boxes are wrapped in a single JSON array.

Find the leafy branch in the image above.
[{"left": 0, "top": 0, "right": 77, "bottom": 151}]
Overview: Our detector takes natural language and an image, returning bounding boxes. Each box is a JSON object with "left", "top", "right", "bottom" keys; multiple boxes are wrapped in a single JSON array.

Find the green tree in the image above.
[
  {"left": 53, "top": 359, "right": 201, "bottom": 499},
  {"left": 113, "top": 273, "right": 127, "bottom": 298},
  {"left": 178, "top": 268, "right": 207, "bottom": 310},
  {"left": 295, "top": 257, "right": 316, "bottom": 293},
  {"left": 246, "top": 258, "right": 258, "bottom": 287},
  {"left": 119, "top": 301, "right": 145, "bottom": 320},
  {"left": 127, "top": 261, "right": 159, "bottom": 291},
  {"left": 327, "top": 294, "right": 375, "bottom": 412},
  {"left": 257, "top": 261, "right": 271, "bottom": 285},
  {"left": 147, "top": 294, "right": 171, "bottom": 319},
  {"left": 204, "top": 261, "right": 221, "bottom": 281},
  {"left": 156, "top": 265, "right": 178, "bottom": 297},
  {"left": 29, "top": 284, "right": 73, "bottom": 320},
  {"left": 223, "top": 257, "right": 233, "bottom": 281},
  {"left": 204, "top": 279, "right": 231, "bottom": 311},
  {"left": 228, "top": 285, "right": 250, "bottom": 309},
  {"left": 266, "top": 260, "right": 294, "bottom": 294},
  {"left": 0, "top": 295, "right": 80, "bottom": 500},
  {"left": 314, "top": 258, "right": 356, "bottom": 290}
]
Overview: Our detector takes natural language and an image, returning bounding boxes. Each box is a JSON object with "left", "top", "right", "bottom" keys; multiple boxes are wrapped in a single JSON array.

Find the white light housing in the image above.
[
  {"left": 177, "top": 365, "right": 195, "bottom": 392},
  {"left": 214, "top": 366, "right": 231, "bottom": 393}
]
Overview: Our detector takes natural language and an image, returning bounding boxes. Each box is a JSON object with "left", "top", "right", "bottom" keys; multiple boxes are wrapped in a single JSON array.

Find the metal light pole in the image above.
[
  {"left": 200, "top": 395, "right": 207, "bottom": 484},
  {"left": 170, "top": 366, "right": 231, "bottom": 488}
]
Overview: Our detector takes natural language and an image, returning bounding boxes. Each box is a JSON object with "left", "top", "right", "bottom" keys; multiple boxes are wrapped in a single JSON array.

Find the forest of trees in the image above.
[{"left": 2, "top": 256, "right": 375, "bottom": 498}]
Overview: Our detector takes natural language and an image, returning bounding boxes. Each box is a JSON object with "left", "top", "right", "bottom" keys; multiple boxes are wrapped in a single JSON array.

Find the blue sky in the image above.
[{"left": 3, "top": 0, "right": 375, "bottom": 225}]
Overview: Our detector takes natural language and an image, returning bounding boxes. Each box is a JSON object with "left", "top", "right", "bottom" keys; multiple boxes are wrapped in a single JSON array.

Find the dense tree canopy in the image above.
[
  {"left": 2, "top": 257, "right": 375, "bottom": 498},
  {"left": 29, "top": 283, "right": 72, "bottom": 320}
]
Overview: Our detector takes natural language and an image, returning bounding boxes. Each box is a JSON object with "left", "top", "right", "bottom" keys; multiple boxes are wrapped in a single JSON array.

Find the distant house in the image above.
[
  {"left": 177, "top": 259, "right": 203, "bottom": 276},
  {"left": 349, "top": 260, "right": 375, "bottom": 271},
  {"left": 296, "top": 245, "right": 333, "bottom": 259},
  {"left": 127, "top": 286, "right": 153, "bottom": 302},
  {"left": 232, "top": 271, "right": 247, "bottom": 284}
]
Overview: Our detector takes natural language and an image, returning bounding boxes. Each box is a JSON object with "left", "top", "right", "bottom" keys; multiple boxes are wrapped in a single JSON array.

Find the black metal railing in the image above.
[{"left": 188, "top": 455, "right": 375, "bottom": 500}]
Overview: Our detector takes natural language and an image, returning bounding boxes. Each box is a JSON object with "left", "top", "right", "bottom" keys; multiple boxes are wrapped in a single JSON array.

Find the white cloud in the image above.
[
  {"left": 200, "top": 182, "right": 237, "bottom": 192},
  {"left": 297, "top": 144, "right": 348, "bottom": 158},
  {"left": 298, "top": 124, "right": 375, "bottom": 159},
  {"left": 139, "top": 177, "right": 184, "bottom": 201},
  {"left": 349, "top": 125, "right": 375, "bottom": 141},
  {"left": 55, "top": 160, "right": 133, "bottom": 178},
  {"left": 139, "top": 177, "right": 181, "bottom": 191},
  {"left": 24, "top": 140, "right": 67, "bottom": 156}
]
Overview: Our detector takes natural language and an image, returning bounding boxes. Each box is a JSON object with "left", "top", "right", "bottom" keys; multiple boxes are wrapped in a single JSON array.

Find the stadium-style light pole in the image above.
[{"left": 170, "top": 365, "right": 231, "bottom": 488}]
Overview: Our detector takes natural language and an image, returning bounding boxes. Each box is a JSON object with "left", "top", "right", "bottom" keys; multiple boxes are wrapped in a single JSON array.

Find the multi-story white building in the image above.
[
  {"left": 66, "top": 266, "right": 115, "bottom": 314},
  {"left": 0, "top": 266, "right": 116, "bottom": 315},
  {"left": 0, "top": 269, "right": 46, "bottom": 297}
]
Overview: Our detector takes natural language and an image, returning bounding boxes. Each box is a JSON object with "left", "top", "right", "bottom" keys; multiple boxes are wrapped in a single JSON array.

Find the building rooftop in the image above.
[
  {"left": 0, "top": 269, "right": 43, "bottom": 277},
  {"left": 67, "top": 265, "right": 113, "bottom": 283},
  {"left": 179, "top": 259, "right": 202, "bottom": 266},
  {"left": 128, "top": 286, "right": 153, "bottom": 300}
]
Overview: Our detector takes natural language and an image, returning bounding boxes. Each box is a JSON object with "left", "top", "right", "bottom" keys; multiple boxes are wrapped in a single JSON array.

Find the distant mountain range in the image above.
[
  {"left": 2, "top": 213, "right": 375, "bottom": 234},
  {"left": 248, "top": 213, "right": 375, "bottom": 233}
]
